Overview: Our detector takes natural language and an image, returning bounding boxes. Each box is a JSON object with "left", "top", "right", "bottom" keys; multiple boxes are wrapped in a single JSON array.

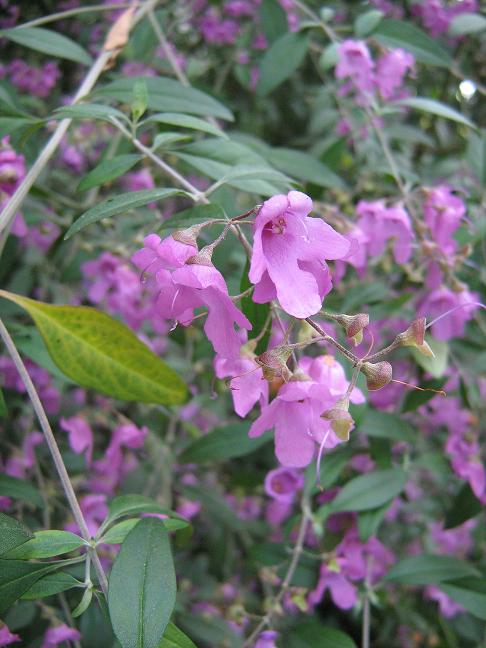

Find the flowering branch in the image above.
[{"left": 0, "top": 318, "right": 109, "bottom": 596}]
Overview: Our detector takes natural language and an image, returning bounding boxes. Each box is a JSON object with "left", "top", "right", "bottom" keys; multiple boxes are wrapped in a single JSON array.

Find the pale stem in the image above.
[
  {"left": 242, "top": 500, "right": 312, "bottom": 647},
  {"left": 0, "top": 0, "right": 160, "bottom": 246},
  {"left": 0, "top": 317, "right": 109, "bottom": 596},
  {"left": 305, "top": 317, "right": 359, "bottom": 364},
  {"left": 362, "top": 593, "right": 370, "bottom": 648},
  {"left": 148, "top": 10, "right": 189, "bottom": 87}
]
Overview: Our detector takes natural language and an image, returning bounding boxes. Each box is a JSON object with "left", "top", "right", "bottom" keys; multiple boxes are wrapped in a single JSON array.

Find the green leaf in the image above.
[
  {"left": 358, "top": 502, "right": 390, "bottom": 542},
  {"left": 77, "top": 155, "right": 142, "bottom": 193},
  {"left": 331, "top": 468, "right": 407, "bottom": 513},
  {"left": 100, "top": 495, "right": 188, "bottom": 537},
  {"left": 0, "top": 292, "right": 187, "bottom": 406},
  {"left": 72, "top": 587, "right": 93, "bottom": 618},
  {"left": 385, "top": 555, "right": 480, "bottom": 585},
  {"left": 3, "top": 530, "right": 86, "bottom": 559},
  {"left": 0, "top": 474, "right": 43, "bottom": 508},
  {"left": 395, "top": 97, "right": 476, "bottom": 129},
  {"left": 259, "top": 0, "right": 288, "bottom": 43},
  {"left": 180, "top": 423, "right": 271, "bottom": 464},
  {"left": 152, "top": 132, "right": 192, "bottom": 150},
  {"left": 268, "top": 147, "right": 345, "bottom": 189},
  {"left": 0, "top": 514, "right": 33, "bottom": 557},
  {"left": 21, "top": 571, "right": 82, "bottom": 600},
  {"left": 359, "top": 410, "right": 414, "bottom": 442},
  {"left": 240, "top": 258, "right": 270, "bottom": 354},
  {"left": 445, "top": 483, "right": 482, "bottom": 529},
  {"left": 65, "top": 188, "right": 189, "bottom": 239},
  {"left": 157, "top": 203, "right": 225, "bottom": 236},
  {"left": 256, "top": 32, "right": 309, "bottom": 96},
  {"left": 467, "top": 128, "right": 486, "bottom": 185},
  {"left": 411, "top": 335, "right": 448, "bottom": 378},
  {"left": 0, "top": 559, "right": 66, "bottom": 615},
  {"left": 132, "top": 79, "right": 148, "bottom": 122},
  {"left": 288, "top": 621, "right": 357, "bottom": 648},
  {"left": 439, "top": 578, "right": 486, "bottom": 620},
  {"left": 159, "top": 623, "right": 197, "bottom": 648},
  {"left": 306, "top": 446, "right": 353, "bottom": 496},
  {"left": 53, "top": 103, "right": 128, "bottom": 124},
  {"left": 100, "top": 517, "right": 187, "bottom": 546},
  {"left": 402, "top": 378, "right": 447, "bottom": 412},
  {"left": 448, "top": 13, "right": 486, "bottom": 36},
  {"left": 0, "top": 387, "right": 7, "bottom": 417},
  {"left": 108, "top": 518, "right": 177, "bottom": 648},
  {"left": 0, "top": 27, "right": 92, "bottom": 65},
  {"left": 209, "top": 164, "right": 291, "bottom": 191},
  {"left": 143, "top": 113, "right": 228, "bottom": 139},
  {"left": 374, "top": 19, "right": 453, "bottom": 68},
  {"left": 95, "top": 76, "right": 234, "bottom": 121},
  {"left": 354, "top": 10, "right": 384, "bottom": 37},
  {"left": 318, "top": 43, "right": 338, "bottom": 71}
]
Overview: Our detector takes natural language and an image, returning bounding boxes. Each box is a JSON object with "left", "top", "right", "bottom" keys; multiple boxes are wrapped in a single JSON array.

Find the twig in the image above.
[
  {"left": 242, "top": 501, "right": 311, "bottom": 647},
  {"left": 16, "top": 3, "right": 135, "bottom": 29},
  {"left": 0, "top": 317, "right": 109, "bottom": 597},
  {"left": 148, "top": 11, "right": 189, "bottom": 87},
  {"left": 305, "top": 317, "right": 359, "bottom": 364},
  {"left": 0, "top": 0, "right": 160, "bottom": 248}
]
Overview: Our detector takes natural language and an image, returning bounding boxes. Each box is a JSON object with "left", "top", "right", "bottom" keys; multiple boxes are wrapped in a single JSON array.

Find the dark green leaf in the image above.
[
  {"left": 100, "top": 517, "right": 188, "bottom": 545},
  {"left": 268, "top": 147, "right": 345, "bottom": 189},
  {"left": 359, "top": 410, "right": 414, "bottom": 442},
  {"left": 259, "top": 0, "right": 288, "bottom": 43},
  {"left": 256, "top": 32, "right": 309, "bottom": 96},
  {"left": 288, "top": 621, "right": 357, "bottom": 648},
  {"left": 354, "top": 10, "right": 384, "bottom": 37},
  {"left": 0, "top": 559, "right": 65, "bottom": 614},
  {"left": 439, "top": 578, "right": 486, "bottom": 620},
  {"left": 385, "top": 555, "right": 480, "bottom": 585},
  {"left": 3, "top": 530, "right": 86, "bottom": 559},
  {"left": 179, "top": 423, "right": 271, "bottom": 464},
  {"left": 95, "top": 77, "right": 234, "bottom": 121},
  {"left": 358, "top": 503, "right": 390, "bottom": 542},
  {"left": 445, "top": 483, "right": 482, "bottom": 529},
  {"left": 402, "top": 378, "right": 447, "bottom": 412},
  {"left": 0, "top": 474, "right": 43, "bottom": 508},
  {"left": 159, "top": 623, "right": 197, "bottom": 648},
  {"left": 21, "top": 572, "right": 82, "bottom": 600},
  {"left": 0, "top": 292, "right": 187, "bottom": 407},
  {"left": 157, "top": 203, "right": 225, "bottom": 237},
  {"left": 101, "top": 495, "right": 188, "bottom": 536},
  {"left": 305, "top": 446, "right": 352, "bottom": 496},
  {"left": 331, "top": 468, "right": 407, "bottom": 513},
  {"left": 77, "top": 155, "right": 142, "bottom": 193},
  {"left": 0, "top": 27, "right": 92, "bottom": 65},
  {"left": 395, "top": 97, "right": 476, "bottom": 129},
  {"left": 240, "top": 259, "right": 270, "bottom": 354},
  {"left": 108, "top": 518, "right": 177, "bottom": 648},
  {"left": 72, "top": 587, "right": 93, "bottom": 618},
  {"left": 0, "top": 514, "right": 33, "bottom": 557},
  {"left": 0, "top": 387, "right": 7, "bottom": 417},
  {"left": 374, "top": 19, "right": 453, "bottom": 68},
  {"left": 65, "top": 188, "right": 189, "bottom": 239}
]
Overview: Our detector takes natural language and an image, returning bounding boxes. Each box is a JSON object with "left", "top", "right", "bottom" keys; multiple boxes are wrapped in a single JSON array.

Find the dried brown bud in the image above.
[
  {"left": 335, "top": 313, "right": 369, "bottom": 346},
  {"left": 255, "top": 345, "right": 293, "bottom": 383},
  {"left": 361, "top": 361, "right": 393, "bottom": 391},
  {"left": 395, "top": 318, "right": 435, "bottom": 358},
  {"left": 186, "top": 245, "right": 213, "bottom": 266},
  {"left": 172, "top": 224, "right": 202, "bottom": 247}
]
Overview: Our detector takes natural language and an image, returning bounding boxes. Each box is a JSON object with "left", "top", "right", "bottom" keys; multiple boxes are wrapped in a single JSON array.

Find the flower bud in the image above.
[
  {"left": 395, "top": 318, "right": 435, "bottom": 358},
  {"left": 361, "top": 361, "right": 393, "bottom": 391},
  {"left": 255, "top": 345, "right": 293, "bottom": 383},
  {"left": 186, "top": 245, "right": 213, "bottom": 266},
  {"left": 322, "top": 397, "right": 354, "bottom": 441},
  {"left": 172, "top": 224, "right": 203, "bottom": 247},
  {"left": 335, "top": 313, "right": 369, "bottom": 346}
]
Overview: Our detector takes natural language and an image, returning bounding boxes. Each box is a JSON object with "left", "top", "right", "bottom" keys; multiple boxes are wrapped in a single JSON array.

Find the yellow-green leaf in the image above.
[{"left": 0, "top": 291, "right": 187, "bottom": 406}]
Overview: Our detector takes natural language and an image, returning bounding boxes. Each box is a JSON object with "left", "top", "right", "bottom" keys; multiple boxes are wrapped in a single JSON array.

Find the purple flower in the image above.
[
  {"left": 214, "top": 349, "right": 268, "bottom": 417},
  {"left": 254, "top": 631, "right": 279, "bottom": 648},
  {"left": 41, "top": 624, "right": 81, "bottom": 648},
  {"left": 336, "top": 40, "right": 375, "bottom": 103},
  {"left": 375, "top": 49, "right": 414, "bottom": 100},
  {"left": 418, "top": 286, "right": 478, "bottom": 341},
  {"left": 249, "top": 191, "right": 350, "bottom": 319},
  {"left": 0, "top": 625, "right": 20, "bottom": 646},
  {"left": 425, "top": 586, "right": 465, "bottom": 617},
  {"left": 60, "top": 416, "right": 94, "bottom": 465},
  {"left": 357, "top": 200, "right": 414, "bottom": 264},
  {"left": 264, "top": 467, "right": 304, "bottom": 503},
  {"left": 424, "top": 185, "right": 465, "bottom": 257}
]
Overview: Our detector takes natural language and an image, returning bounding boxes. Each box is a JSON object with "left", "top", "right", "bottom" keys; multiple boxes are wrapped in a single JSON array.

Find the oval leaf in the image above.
[
  {"left": 439, "top": 579, "right": 486, "bottom": 620},
  {"left": 384, "top": 555, "right": 480, "bottom": 585},
  {"left": 0, "top": 560, "right": 65, "bottom": 615},
  {"left": 0, "top": 292, "right": 187, "bottom": 406},
  {"left": 396, "top": 97, "right": 476, "bottom": 129},
  {"left": 64, "top": 188, "right": 189, "bottom": 239},
  {"left": 53, "top": 103, "right": 128, "bottom": 123},
  {"left": 0, "top": 514, "right": 33, "bottom": 557},
  {"left": 331, "top": 468, "right": 407, "bottom": 512},
  {"left": 256, "top": 32, "right": 309, "bottom": 96},
  {"left": 78, "top": 154, "right": 142, "bottom": 193},
  {"left": 143, "top": 113, "right": 228, "bottom": 139},
  {"left": 3, "top": 530, "right": 86, "bottom": 560},
  {"left": 449, "top": 13, "right": 486, "bottom": 36},
  {"left": 108, "top": 518, "right": 177, "bottom": 648},
  {"left": 99, "top": 495, "right": 188, "bottom": 537},
  {"left": 0, "top": 474, "right": 43, "bottom": 508},
  {"left": 21, "top": 572, "right": 83, "bottom": 600},
  {"left": 160, "top": 623, "right": 197, "bottom": 648},
  {"left": 0, "top": 27, "right": 92, "bottom": 65},
  {"left": 374, "top": 19, "right": 453, "bottom": 68}
]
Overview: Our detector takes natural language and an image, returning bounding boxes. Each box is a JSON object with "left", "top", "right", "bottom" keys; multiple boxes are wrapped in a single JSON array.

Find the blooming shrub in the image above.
[{"left": 0, "top": 1, "right": 485, "bottom": 647}]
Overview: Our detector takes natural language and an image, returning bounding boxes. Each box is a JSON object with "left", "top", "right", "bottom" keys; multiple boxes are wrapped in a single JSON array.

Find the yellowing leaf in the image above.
[{"left": 0, "top": 291, "right": 187, "bottom": 406}]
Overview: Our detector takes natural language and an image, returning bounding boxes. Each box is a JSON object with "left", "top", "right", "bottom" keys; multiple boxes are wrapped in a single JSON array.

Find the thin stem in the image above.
[
  {"left": 0, "top": 317, "right": 109, "bottom": 597},
  {"left": 16, "top": 3, "right": 135, "bottom": 29},
  {"left": 0, "top": 0, "right": 160, "bottom": 247},
  {"left": 242, "top": 500, "right": 311, "bottom": 647},
  {"left": 148, "top": 11, "right": 189, "bottom": 87},
  {"left": 362, "top": 592, "right": 370, "bottom": 648},
  {"left": 305, "top": 317, "right": 359, "bottom": 364}
]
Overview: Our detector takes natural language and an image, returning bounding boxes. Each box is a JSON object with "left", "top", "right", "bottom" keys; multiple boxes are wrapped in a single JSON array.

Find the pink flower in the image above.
[
  {"left": 336, "top": 40, "right": 375, "bottom": 103},
  {"left": 249, "top": 191, "right": 350, "bottom": 319},
  {"left": 42, "top": 624, "right": 81, "bottom": 648},
  {"left": 0, "top": 625, "right": 20, "bottom": 646},
  {"left": 425, "top": 586, "right": 465, "bottom": 617},
  {"left": 264, "top": 467, "right": 303, "bottom": 503},
  {"left": 214, "top": 348, "right": 268, "bottom": 417},
  {"left": 254, "top": 631, "right": 279, "bottom": 648},
  {"left": 418, "top": 286, "right": 478, "bottom": 341},
  {"left": 357, "top": 200, "right": 414, "bottom": 264},
  {"left": 424, "top": 185, "right": 465, "bottom": 257},
  {"left": 60, "top": 416, "right": 93, "bottom": 465},
  {"left": 309, "top": 562, "right": 358, "bottom": 609},
  {"left": 376, "top": 49, "right": 414, "bottom": 100}
]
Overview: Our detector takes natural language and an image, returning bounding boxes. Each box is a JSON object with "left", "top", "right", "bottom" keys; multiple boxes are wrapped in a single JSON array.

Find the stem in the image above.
[
  {"left": 242, "top": 500, "right": 311, "bottom": 648},
  {"left": 362, "top": 593, "right": 370, "bottom": 648},
  {"left": 305, "top": 317, "right": 359, "bottom": 364},
  {"left": 0, "top": 0, "right": 160, "bottom": 246},
  {"left": 0, "top": 318, "right": 109, "bottom": 597},
  {"left": 148, "top": 11, "right": 189, "bottom": 87}
]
